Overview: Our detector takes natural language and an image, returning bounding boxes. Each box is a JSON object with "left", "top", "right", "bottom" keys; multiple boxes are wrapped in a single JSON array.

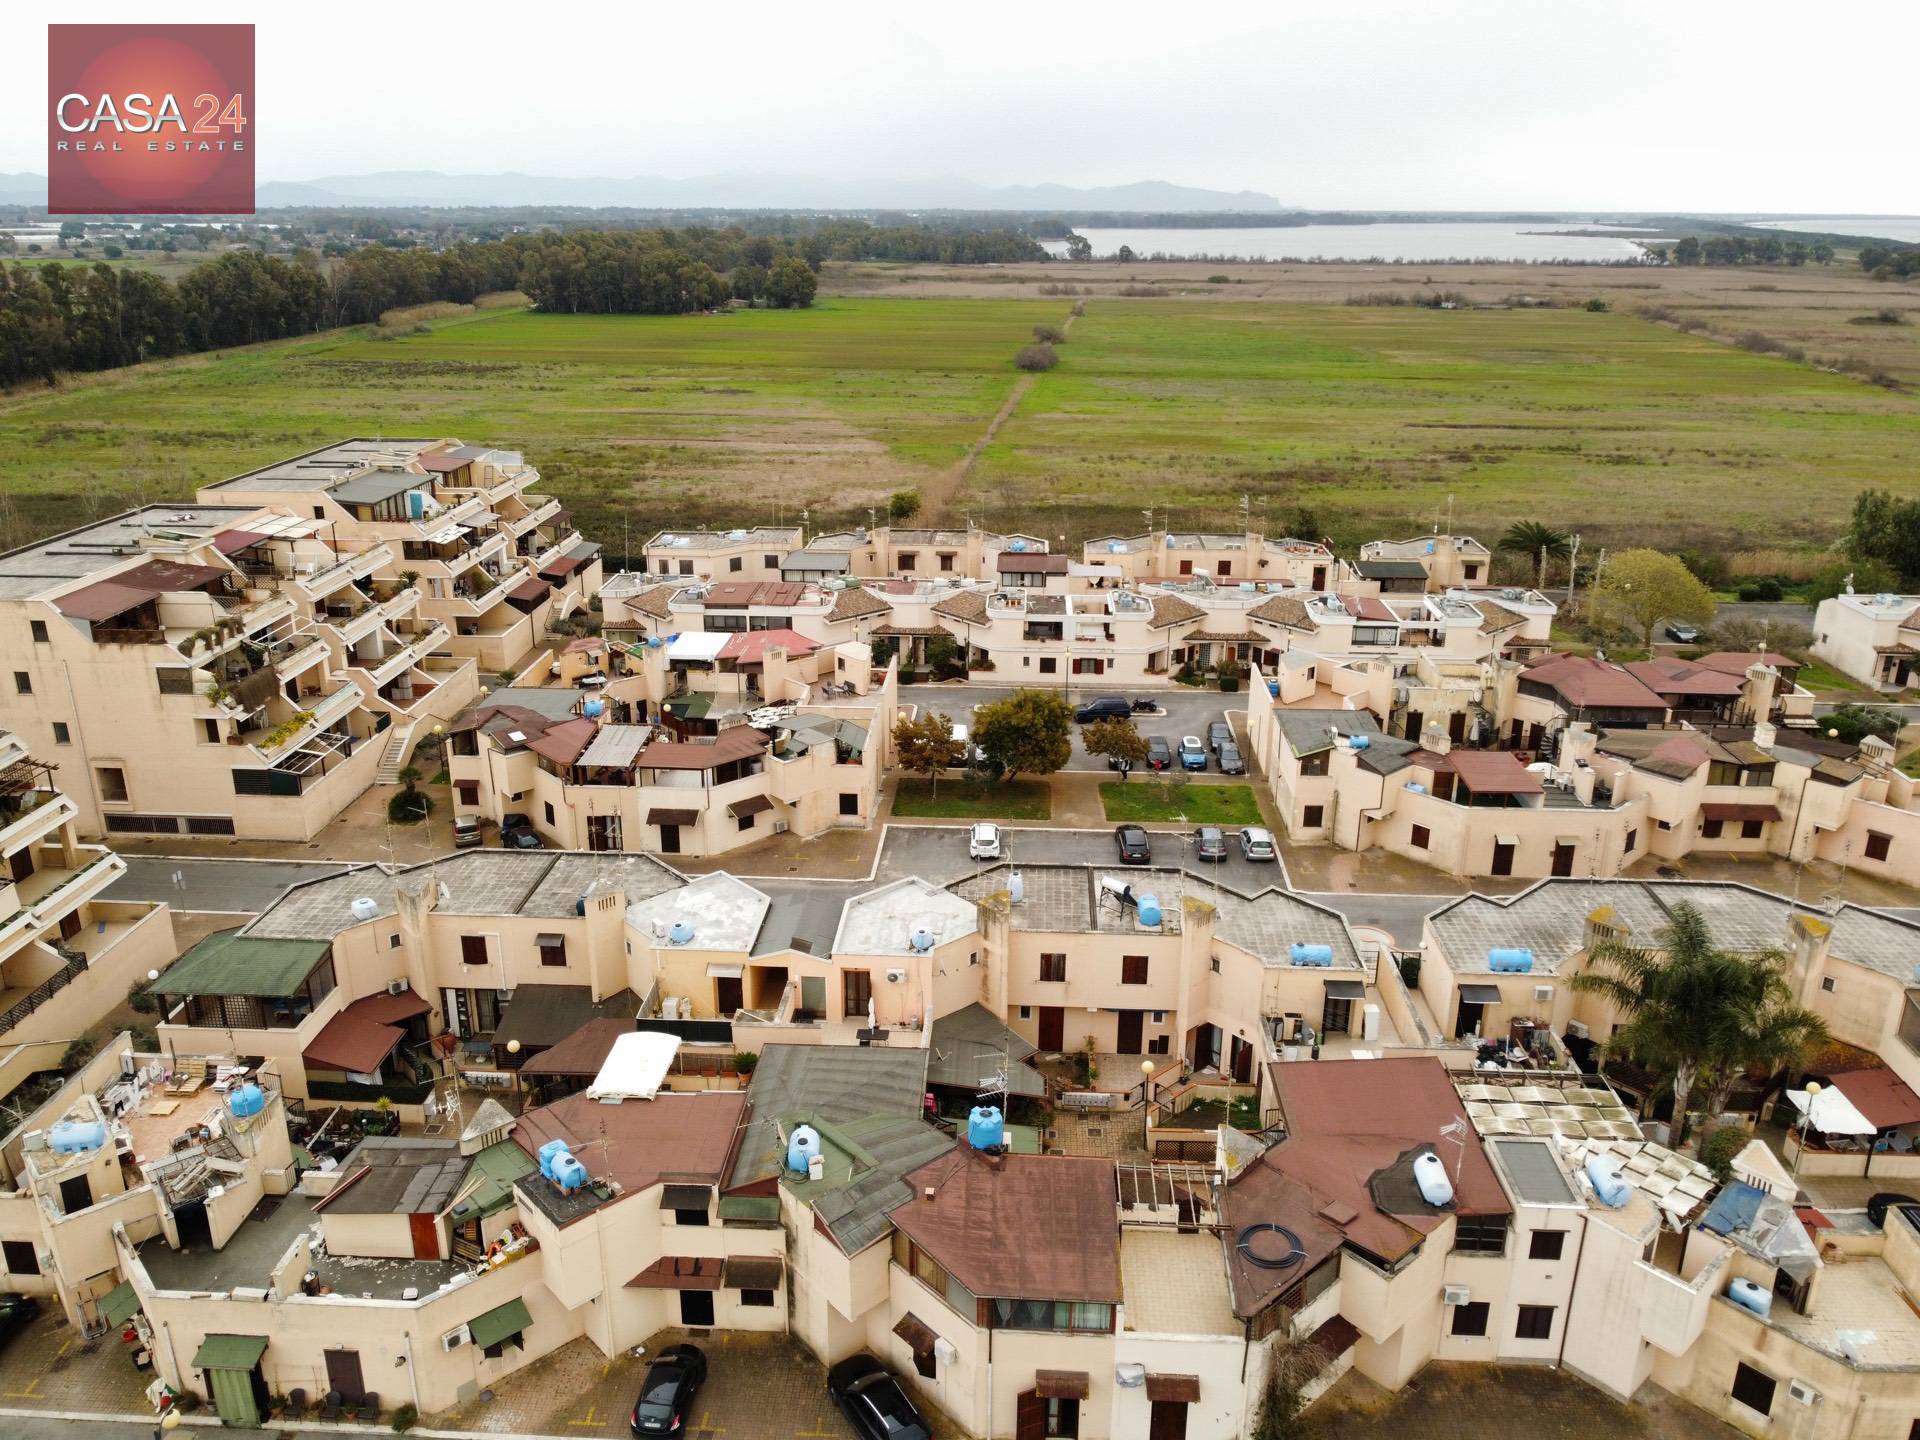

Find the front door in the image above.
[
  {"left": 59, "top": 1173, "right": 91, "bottom": 1215},
  {"left": 1551, "top": 842, "right": 1575, "bottom": 877},
  {"left": 1321, "top": 996, "right": 1354, "bottom": 1035},
  {"left": 843, "top": 969, "right": 872, "bottom": 1020},
  {"left": 679, "top": 1289, "right": 715, "bottom": 1326},
  {"left": 1448, "top": 711, "right": 1467, "bottom": 743},
  {"left": 1149, "top": 1401, "right": 1190, "bottom": 1440},
  {"left": 325, "top": 1349, "right": 365, "bottom": 1402},
  {"left": 1492, "top": 841, "right": 1515, "bottom": 877},
  {"left": 658, "top": 825, "right": 681, "bottom": 855},
  {"left": 1456, "top": 998, "right": 1485, "bottom": 1040},
  {"left": 798, "top": 976, "right": 825, "bottom": 1020},
  {"left": 1016, "top": 1391, "right": 1045, "bottom": 1440},
  {"left": 409, "top": 1212, "right": 438, "bottom": 1260},
  {"left": 715, "top": 976, "right": 743, "bottom": 1016},
  {"left": 1116, "top": 1010, "right": 1144, "bottom": 1055},
  {"left": 1037, "top": 1006, "right": 1065, "bottom": 1052},
  {"left": 1403, "top": 710, "right": 1423, "bottom": 742},
  {"left": 1230, "top": 1035, "right": 1254, "bottom": 1083}
]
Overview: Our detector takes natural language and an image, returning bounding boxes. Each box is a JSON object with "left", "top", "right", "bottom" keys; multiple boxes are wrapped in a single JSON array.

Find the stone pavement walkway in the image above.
[
  {"left": 0, "top": 1310, "right": 154, "bottom": 1418},
  {"left": 1304, "top": 1363, "right": 1745, "bottom": 1440}
]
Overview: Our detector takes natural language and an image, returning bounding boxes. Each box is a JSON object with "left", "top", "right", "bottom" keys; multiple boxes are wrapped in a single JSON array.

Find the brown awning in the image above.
[
  {"left": 647, "top": 808, "right": 698, "bottom": 827},
  {"left": 724, "top": 1256, "right": 784, "bottom": 1290},
  {"left": 1701, "top": 802, "right": 1780, "bottom": 823},
  {"left": 54, "top": 579, "right": 159, "bottom": 622},
  {"left": 1034, "top": 1371, "right": 1090, "bottom": 1400},
  {"left": 892, "top": 1313, "right": 937, "bottom": 1354},
  {"left": 1145, "top": 1374, "right": 1200, "bottom": 1404},
  {"left": 662, "top": 1184, "right": 713, "bottom": 1210},
  {"left": 343, "top": 986, "right": 432, "bottom": 1025},
  {"left": 627, "top": 1256, "right": 722, "bottom": 1290},
  {"left": 507, "top": 577, "right": 550, "bottom": 604},
  {"left": 302, "top": 1011, "right": 404, "bottom": 1074},
  {"left": 541, "top": 555, "right": 584, "bottom": 579},
  {"left": 727, "top": 794, "right": 775, "bottom": 819},
  {"left": 212, "top": 529, "right": 269, "bottom": 554}
]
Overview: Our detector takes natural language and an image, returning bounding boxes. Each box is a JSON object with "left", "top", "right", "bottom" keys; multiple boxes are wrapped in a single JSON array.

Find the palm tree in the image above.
[
  {"left": 1496, "top": 521, "right": 1572, "bottom": 588},
  {"left": 1570, "top": 902, "right": 1826, "bottom": 1144}
]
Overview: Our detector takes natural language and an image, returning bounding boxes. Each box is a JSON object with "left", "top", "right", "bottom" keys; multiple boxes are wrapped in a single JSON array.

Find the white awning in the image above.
[
  {"left": 705, "top": 962, "right": 745, "bottom": 979},
  {"left": 422, "top": 522, "right": 471, "bottom": 545},
  {"left": 667, "top": 631, "right": 730, "bottom": 663},
  {"left": 244, "top": 513, "right": 327, "bottom": 539},
  {"left": 1786, "top": 1086, "right": 1876, "bottom": 1136},
  {"left": 586, "top": 1031, "right": 681, "bottom": 1102}
]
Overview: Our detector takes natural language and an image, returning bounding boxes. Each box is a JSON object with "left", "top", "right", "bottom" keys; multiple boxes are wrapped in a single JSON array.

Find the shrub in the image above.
[
  {"left": 127, "top": 979, "right": 158, "bottom": 1014},
  {"left": 1206, "top": 274, "right": 1230, "bottom": 284},
  {"left": 387, "top": 789, "right": 432, "bottom": 825},
  {"left": 1698, "top": 1125, "right": 1748, "bottom": 1183},
  {"left": 1014, "top": 343, "right": 1058, "bottom": 372},
  {"left": 1584, "top": 297, "right": 1610, "bottom": 312},
  {"left": 1752, "top": 578, "right": 1784, "bottom": 601},
  {"left": 391, "top": 1402, "right": 419, "bottom": 1432},
  {"left": 887, "top": 489, "right": 920, "bottom": 521},
  {"left": 1031, "top": 323, "right": 1066, "bottom": 344},
  {"left": 1397, "top": 954, "right": 1421, "bottom": 989},
  {"left": 732, "top": 1050, "right": 759, "bottom": 1075}
]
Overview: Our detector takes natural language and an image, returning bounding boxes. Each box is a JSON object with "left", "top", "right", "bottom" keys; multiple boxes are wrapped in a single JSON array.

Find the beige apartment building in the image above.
[
  {"left": 1082, "top": 530, "right": 1343, "bottom": 590},
  {"left": 1812, "top": 588, "right": 1920, "bottom": 692},
  {"left": 1356, "top": 533, "right": 1495, "bottom": 591}
]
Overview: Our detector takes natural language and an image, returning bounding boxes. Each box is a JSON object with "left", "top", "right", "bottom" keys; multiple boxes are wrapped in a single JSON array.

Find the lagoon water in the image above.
[
  {"left": 1040, "top": 222, "right": 1654, "bottom": 263},
  {"left": 1752, "top": 217, "right": 1920, "bottom": 245}
]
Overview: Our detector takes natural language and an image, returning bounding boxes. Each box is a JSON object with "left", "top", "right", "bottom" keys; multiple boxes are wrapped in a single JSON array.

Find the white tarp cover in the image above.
[
  {"left": 1786, "top": 1086, "right": 1877, "bottom": 1136},
  {"left": 586, "top": 1031, "right": 681, "bottom": 1102},
  {"left": 667, "top": 631, "right": 730, "bottom": 662}
]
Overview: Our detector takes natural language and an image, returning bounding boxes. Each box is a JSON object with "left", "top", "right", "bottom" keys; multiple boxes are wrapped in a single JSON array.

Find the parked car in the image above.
[
  {"left": 1194, "top": 825, "right": 1228, "bottom": 862},
  {"left": 630, "top": 1343, "right": 707, "bottom": 1436},
  {"left": 452, "top": 815, "right": 484, "bottom": 849},
  {"left": 1868, "top": 1192, "right": 1920, "bottom": 1228},
  {"left": 0, "top": 1292, "right": 39, "bottom": 1350},
  {"left": 1239, "top": 826, "right": 1278, "bottom": 862},
  {"left": 1114, "top": 825, "right": 1152, "bottom": 864},
  {"left": 1664, "top": 622, "right": 1702, "bottom": 643},
  {"left": 1207, "top": 720, "right": 1235, "bottom": 754},
  {"left": 968, "top": 822, "right": 1003, "bottom": 860},
  {"left": 1075, "top": 695, "right": 1132, "bottom": 724},
  {"left": 500, "top": 814, "right": 543, "bottom": 850},
  {"left": 947, "top": 722, "right": 977, "bottom": 766},
  {"left": 1178, "top": 736, "right": 1208, "bottom": 771},
  {"left": 1146, "top": 735, "right": 1173, "bottom": 771},
  {"left": 828, "top": 1355, "right": 932, "bottom": 1440},
  {"left": 1217, "top": 740, "right": 1246, "bottom": 775}
]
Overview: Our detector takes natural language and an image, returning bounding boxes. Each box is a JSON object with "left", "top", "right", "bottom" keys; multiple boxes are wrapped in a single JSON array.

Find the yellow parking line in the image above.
[{"left": 567, "top": 1403, "right": 612, "bottom": 1428}]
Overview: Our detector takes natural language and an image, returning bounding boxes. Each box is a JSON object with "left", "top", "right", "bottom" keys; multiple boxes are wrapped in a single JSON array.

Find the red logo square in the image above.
[{"left": 47, "top": 24, "right": 254, "bottom": 215}]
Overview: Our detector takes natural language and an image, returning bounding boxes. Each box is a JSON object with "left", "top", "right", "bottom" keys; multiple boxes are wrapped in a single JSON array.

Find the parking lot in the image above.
[
  {"left": 898, "top": 682, "right": 1245, "bottom": 773},
  {"left": 878, "top": 820, "right": 1282, "bottom": 889}
]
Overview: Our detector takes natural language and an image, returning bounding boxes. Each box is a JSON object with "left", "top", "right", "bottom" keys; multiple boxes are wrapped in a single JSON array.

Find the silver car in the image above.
[
  {"left": 1239, "top": 826, "right": 1277, "bottom": 861},
  {"left": 1195, "top": 825, "right": 1228, "bottom": 862}
]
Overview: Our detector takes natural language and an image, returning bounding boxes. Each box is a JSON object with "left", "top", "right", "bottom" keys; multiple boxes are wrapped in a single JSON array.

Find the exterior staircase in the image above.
[{"left": 374, "top": 721, "right": 417, "bottom": 785}]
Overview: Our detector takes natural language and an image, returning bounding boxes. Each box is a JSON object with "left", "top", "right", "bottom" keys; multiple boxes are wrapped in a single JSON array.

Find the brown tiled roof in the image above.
[
  {"left": 518, "top": 1017, "right": 632, "bottom": 1077},
  {"left": 1149, "top": 593, "right": 1207, "bottom": 629},
  {"left": 627, "top": 585, "right": 681, "bottom": 620},
  {"left": 1635, "top": 734, "right": 1710, "bottom": 779},
  {"left": 827, "top": 587, "right": 892, "bottom": 623},
  {"left": 1445, "top": 749, "right": 1542, "bottom": 795},
  {"left": 637, "top": 726, "right": 769, "bottom": 770},
  {"left": 1694, "top": 651, "right": 1797, "bottom": 675},
  {"left": 1626, "top": 658, "right": 1744, "bottom": 698},
  {"left": 1521, "top": 654, "right": 1667, "bottom": 710},
  {"left": 890, "top": 1151, "right": 1120, "bottom": 1303},
  {"left": 303, "top": 1010, "right": 405, "bottom": 1074},
  {"left": 526, "top": 718, "right": 598, "bottom": 766},
  {"left": 1145, "top": 1375, "right": 1200, "bottom": 1404},
  {"left": 718, "top": 628, "right": 818, "bottom": 663},
  {"left": 1829, "top": 1067, "right": 1920, "bottom": 1129},
  {"left": 1249, "top": 594, "right": 1314, "bottom": 629},
  {"left": 932, "top": 590, "right": 989, "bottom": 623},
  {"left": 513, "top": 1091, "right": 745, "bottom": 1217},
  {"left": 1470, "top": 600, "right": 1525, "bottom": 633},
  {"left": 627, "top": 1256, "right": 722, "bottom": 1289},
  {"left": 703, "top": 581, "right": 807, "bottom": 608},
  {"left": 871, "top": 622, "right": 954, "bottom": 639},
  {"left": 997, "top": 553, "right": 1069, "bottom": 574}
]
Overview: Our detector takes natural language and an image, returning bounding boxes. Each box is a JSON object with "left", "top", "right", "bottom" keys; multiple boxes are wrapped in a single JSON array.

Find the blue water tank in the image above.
[
  {"left": 669, "top": 920, "right": 695, "bottom": 945},
  {"left": 537, "top": 1138, "right": 571, "bottom": 1179},
  {"left": 646, "top": 635, "right": 663, "bottom": 649},
  {"left": 1727, "top": 1276, "right": 1772, "bottom": 1318},
  {"left": 228, "top": 1083, "right": 265, "bottom": 1119},
  {"left": 49, "top": 1119, "right": 106, "bottom": 1154},
  {"left": 1488, "top": 948, "right": 1534, "bottom": 973},
  {"left": 551, "top": 1152, "right": 589, "bottom": 1193},
  {"left": 1010, "top": 539, "right": 1027, "bottom": 552},
  {"left": 968, "top": 1106, "right": 1006, "bottom": 1152},
  {"left": 1347, "top": 734, "right": 1370, "bottom": 751},
  {"left": 1267, "top": 679, "right": 1279, "bottom": 697},
  {"left": 583, "top": 697, "right": 605, "bottom": 718},
  {"left": 1290, "top": 943, "right": 1334, "bottom": 967},
  {"left": 908, "top": 927, "right": 935, "bottom": 953},
  {"left": 787, "top": 1125, "right": 820, "bottom": 1176},
  {"left": 1586, "top": 1155, "right": 1631, "bottom": 1209},
  {"left": 1425, "top": 540, "right": 1436, "bottom": 554},
  {"left": 1138, "top": 895, "right": 1163, "bottom": 927},
  {"left": 1406, "top": 782, "right": 1427, "bottom": 795},
  {"left": 1107, "top": 542, "right": 1123, "bottom": 554}
]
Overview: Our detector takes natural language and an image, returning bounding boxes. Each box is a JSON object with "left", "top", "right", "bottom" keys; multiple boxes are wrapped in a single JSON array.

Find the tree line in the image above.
[
  {"left": 1649, "top": 235, "right": 1834, "bottom": 266},
  {"left": 1858, "top": 245, "right": 1920, "bottom": 280}
]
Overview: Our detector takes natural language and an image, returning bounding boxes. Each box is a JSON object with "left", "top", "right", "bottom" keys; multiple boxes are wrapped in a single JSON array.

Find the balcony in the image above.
[
  {"left": 0, "top": 789, "right": 79, "bottom": 858},
  {"left": 245, "top": 685, "right": 362, "bottom": 759},
  {"left": 510, "top": 497, "right": 562, "bottom": 536},
  {"left": 359, "top": 623, "right": 452, "bottom": 688},
  {"left": 329, "top": 588, "right": 418, "bottom": 647},
  {"left": 0, "top": 849, "right": 127, "bottom": 950}
]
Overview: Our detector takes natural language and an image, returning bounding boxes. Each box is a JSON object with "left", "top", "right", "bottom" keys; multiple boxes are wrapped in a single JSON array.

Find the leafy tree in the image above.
[
  {"left": 1496, "top": 521, "right": 1572, "bottom": 588},
  {"left": 887, "top": 490, "right": 921, "bottom": 522},
  {"left": 1116, "top": 245, "right": 1136, "bottom": 263},
  {"left": 1697, "top": 1125, "right": 1749, "bottom": 1183},
  {"left": 1597, "top": 549, "right": 1715, "bottom": 653},
  {"left": 764, "top": 256, "right": 817, "bottom": 309},
  {"left": 1848, "top": 488, "right": 1920, "bottom": 587},
  {"left": 972, "top": 689, "right": 1074, "bottom": 781},
  {"left": 1819, "top": 702, "right": 1901, "bottom": 746},
  {"left": 1571, "top": 901, "right": 1826, "bottom": 1142},
  {"left": 1064, "top": 233, "right": 1093, "bottom": 262},
  {"left": 1672, "top": 236, "right": 1702, "bottom": 265},
  {"left": 1808, "top": 556, "right": 1898, "bottom": 605},
  {"left": 1082, "top": 717, "right": 1148, "bottom": 779},
  {"left": 1811, "top": 242, "right": 1835, "bottom": 265},
  {"left": 892, "top": 711, "right": 965, "bottom": 796}
]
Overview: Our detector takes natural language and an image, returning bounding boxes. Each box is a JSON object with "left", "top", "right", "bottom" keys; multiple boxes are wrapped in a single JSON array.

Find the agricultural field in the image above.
[{"left": 0, "top": 278, "right": 1915, "bottom": 561}]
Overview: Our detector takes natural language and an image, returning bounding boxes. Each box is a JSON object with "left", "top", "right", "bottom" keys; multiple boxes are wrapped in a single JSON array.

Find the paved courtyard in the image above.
[
  {"left": 900, "top": 682, "right": 1243, "bottom": 772},
  {"left": 0, "top": 1307, "right": 154, "bottom": 1418}
]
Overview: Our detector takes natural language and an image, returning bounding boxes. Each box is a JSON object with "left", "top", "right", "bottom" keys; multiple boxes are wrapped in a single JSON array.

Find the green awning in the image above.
[
  {"left": 158, "top": 931, "right": 331, "bottom": 999},
  {"left": 664, "top": 692, "right": 713, "bottom": 719},
  {"left": 193, "top": 1333, "right": 268, "bottom": 1370},
  {"left": 101, "top": 1281, "right": 141, "bottom": 1326},
  {"left": 718, "top": 1194, "right": 781, "bottom": 1223},
  {"left": 450, "top": 1139, "right": 538, "bottom": 1220},
  {"left": 468, "top": 1297, "right": 532, "bottom": 1350}
]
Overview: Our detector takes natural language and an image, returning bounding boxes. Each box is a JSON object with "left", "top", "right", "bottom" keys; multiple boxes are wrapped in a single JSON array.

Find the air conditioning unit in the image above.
[
  {"left": 1787, "top": 1380, "right": 1819, "bottom": 1407},
  {"left": 885, "top": 968, "right": 907, "bottom": 985},
  {"left": 1442, "top": 1285, "right": 1471, "bottom": 1307},
  {"left": 772, "top": 820, "right": 789, "bottom": 834},
  {"left": 1566, "top": 1020, "right": 1590, "bottom": 1040},
  {"left": 441, "top": 1325, "right": 470, "bottom": 1352},
  {"left": 387, "top": 978, "right": 409, "bottom": 996},
  {"left": 1533, "top": 984, "right": 1555, "bottom": 1004}
]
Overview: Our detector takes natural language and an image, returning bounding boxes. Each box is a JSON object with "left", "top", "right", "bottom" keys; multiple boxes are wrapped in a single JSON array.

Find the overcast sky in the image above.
[{"left": 8, "top": 0, "right": 1916, "bottom": 213}]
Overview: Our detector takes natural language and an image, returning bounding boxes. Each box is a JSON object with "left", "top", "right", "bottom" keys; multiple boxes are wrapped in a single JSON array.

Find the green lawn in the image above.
[
  {"left": 891, "top": 778, "right": 1051, "bottom": 821},
  {"left": 1900, "top": 751, "right": 1920, "bottom": 779},
  {"left": 1169, "top": 1094, "right": 1264, "bottom": 1131},
  {"left": 1794, "top": 660, "right": 1868, "bottom": 696},
  {"left": 1101, "top": 781, "right": 1263, "bottom": 825}
]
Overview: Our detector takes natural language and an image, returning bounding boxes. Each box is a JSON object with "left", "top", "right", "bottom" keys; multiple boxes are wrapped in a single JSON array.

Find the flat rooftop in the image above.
[
  {"left": 0, "top": 504, "right": 259, "bottom": 600},
  {"left": 1766, "top": 1257, "right": 1920, "bottom": 1368},
  {"left": 1120, "top": 1229, "right": 1239, "bottom": 1336},
  {"left": 627, "top": 871, "right": 770, "bottom": 953},
  {"left": 204, "top": 439, "right": 446, "bottom": 493}
]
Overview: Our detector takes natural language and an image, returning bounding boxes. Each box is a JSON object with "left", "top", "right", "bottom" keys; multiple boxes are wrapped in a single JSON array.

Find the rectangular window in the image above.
[
  {"left": 538, "top": 936, "right": 567, "bottom": 968},
  {"left": 1410, "top": 824, "right": 1431, "bottom": 850},
  {"left": 1623, "top": 828, "right": 1637, "bottom": 854},
  {"left": 186, "top": 816, "right": 236, "bottom": 836},
  {"left": 1298, "top": 752, "right": 1329, "bottom": 776},
  {"left": 1452, "top": 1217, "right": 1506, "bottom": 1255},
  {"left": 679, "top": 560, "right": 693, "bottom": 575},
  {"left": 1515, "top": 1304, "right": 1555, "bottom": 1340},
  {"left": 898, "top": 553, "right": 917, "bottom": 571},
  {"left": 672, "top": 1207, "right": 709, "bottom": 1227},
  {"left": 840, "top": 793, "right": 859, "bottom": 817},
  {"left": 1730, "top": 1362, "right": 1775, "bottom": 1416},
  {"left": 1303, "top": 805, "right": 1324, "bottom": 827},
  {"left": 737, "top": 813, "right": 755, "bottom": 831},
  {"left": 29, "top": 620, "right": 48, "bottom": 643},
  {"left": 202, "top": 719, "right": 220, "bottom": 744},
  {"left": 156, "top": 668, "right": 195, "bottom": 695},
  {"left": 1, "top": 1239, "right": 39, "bottom": 1275},
  {"left": 844, "top": 969, "right": 872, "bottom": 1016},
  {"left": 544, "top": 801, "right": 556, "bottom": 826},
  {"left": 1210, "top": 956, "right": 1221, "bottom": 974},
  {"left": 1528, "top": 1230, "right": 1566, "bottom": 1261},
  {"left": 96, "top": 766, "right": 128, "bottom": 803},
  {"left": 762, "top": 554, "right": 778, "bottom": 571},
  {"left": 740, "top": 1288, "right": 775, "bottom": 1307},
  {"left": 12, "top": 672, "right": 29, "bottom": 695},
  {"left": 1867, "top": 831, "right": 1893, "bottom": 862},
  {"left": 461, "top": 934, "right": 489, "bottom": 966},
  {"left": 729, "top": 556, "right": 743, "bottom": 572},
  {"left": 1702, "top": 817, "right": 1724, "bottom": 839},
  {"left": 1820, "top": 976, "right": 1835, "bottom": 993},
  {"left": 1121, "top": 955, "right": 1149, "bottom": 985},
  {"left": 1039, "top": 657, "right": 1057, "bottom": 674},
  {"left": 456, "top": 782, "right": 479, "bottom": 806},
  {"left": 939, "top": 553, "right": 955, "bottom": 572},
  {"left": 1449, "top": 1301, "right": 1489, "bottom": 1337},
  {"left": 52, "top": 722, "right": 70, "bottom": 745},
  {"left": 1740, "top": 819, "right": 1763, "bottom": 840},
  {"left": 1039, "top": 953, "right": 1066, "bottom": 983}
]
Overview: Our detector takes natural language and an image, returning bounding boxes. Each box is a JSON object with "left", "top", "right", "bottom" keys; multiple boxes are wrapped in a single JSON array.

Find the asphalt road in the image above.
[
  {"left": 105, "top": 856, "right": 360, "bottom": 913},
  {"left": 898, "top": 682, "right": 1245, "bottom": 773}
]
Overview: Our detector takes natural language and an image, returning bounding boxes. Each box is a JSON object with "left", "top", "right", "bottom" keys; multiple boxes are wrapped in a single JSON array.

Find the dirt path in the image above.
[{"left": 919, "top": 307, "right": 1077, "bottom": 525}]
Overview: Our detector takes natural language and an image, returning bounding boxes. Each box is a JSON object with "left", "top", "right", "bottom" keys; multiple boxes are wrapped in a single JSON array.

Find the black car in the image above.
[
  {"left": 1217, "top": 740, "right": 1246, "bottom": 775},
  {"left": 0, "top": 1292, "right": 40, "bottom": 1349},
  {"left": 1075, "top": 696, "right": 1132, "bottom": 724},
  {"left": 1868, "top": 1192, "right": 1920, "bottom": 1228},
  {"left": 827, "top": 1354, "right": 932, "bottom": 1440},
  {"left": 1115, "top": 824, "right": 1151, "bottom": 864},
  {"left": 1146, "top": 735, "right": 1173, "bottom": 771},
  {"left": 630, "top": 1343, "right": 707, "bottom": 1436},
  {"left": 1207, "top": 720, "right": 1235, "bottom": 754},
  {"left": 499, "top": 812, "right": 543, "bottom": 850}
]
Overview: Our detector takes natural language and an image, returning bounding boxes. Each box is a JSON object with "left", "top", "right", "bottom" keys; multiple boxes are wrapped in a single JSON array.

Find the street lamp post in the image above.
[
  {"left": 1792, "top": 1080, "right": 1822, "bottom": 1180},
  {"left": 1138, "top": 1059, "right": 1156, "bottom": 1112}
]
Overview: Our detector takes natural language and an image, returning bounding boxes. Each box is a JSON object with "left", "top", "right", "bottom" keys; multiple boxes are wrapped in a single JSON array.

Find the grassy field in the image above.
[
  {"left": 1101, "top": 781, "right": 1263, "bottom": 825},
  {"left": 2, "top": 285, "right": 1917, "bottom": 557},
  {"left": 891, "top": 778, "right": 1052, "bottom": 820}
]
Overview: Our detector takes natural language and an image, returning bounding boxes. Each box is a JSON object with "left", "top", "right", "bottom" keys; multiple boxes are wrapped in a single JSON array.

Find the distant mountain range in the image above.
[{"left": 0, "top": 170, "right": 1281, "bottom": 213}]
